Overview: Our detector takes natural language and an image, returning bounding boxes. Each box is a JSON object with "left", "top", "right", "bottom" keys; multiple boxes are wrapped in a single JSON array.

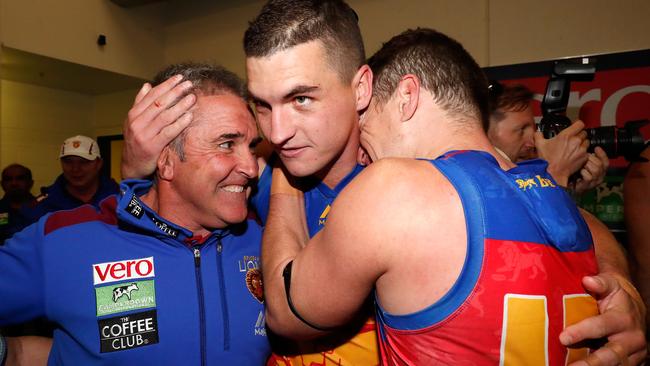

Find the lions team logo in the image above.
[
  {"left": 246, "top": 268, "right": 264, "bottom": 303},
  {"left": 73, "top": 140, "right": 81, "bottom": 148},
  {"left": 516, "top": 175, "right": 556, "bottom": 191}
]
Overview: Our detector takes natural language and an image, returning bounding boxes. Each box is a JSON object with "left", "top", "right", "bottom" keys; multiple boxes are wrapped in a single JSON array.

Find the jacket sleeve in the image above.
[{"left": 0, "top": 220, "right": 47, "bottom": 325}]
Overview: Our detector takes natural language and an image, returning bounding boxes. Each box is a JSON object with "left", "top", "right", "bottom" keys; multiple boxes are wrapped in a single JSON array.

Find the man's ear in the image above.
[
  {"left": 396, "top": 74, "right": 420, "bottom": 122},
  {"left": 352, "top": 64, "right": 373, "bottom": 112},
  {"left": 157, "top": 147, "right": 175, "bottom": 181}
]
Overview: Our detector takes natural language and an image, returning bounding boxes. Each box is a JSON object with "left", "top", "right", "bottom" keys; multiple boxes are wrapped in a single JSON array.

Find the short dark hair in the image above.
[
  {"left": 243, "top": 0, "right": 365, "bottom": 82},
  {"left": 368, "top": 28, "right": 489, "bottom": 129},
  {"left": 152, "top": 63, "right": 249, "bottom": 160},
  {"left": 488, "top": 83, "right": 534, "bottom": 125},
  {"left": 1, "top": 164, "right": 32, "bottom": 182}
]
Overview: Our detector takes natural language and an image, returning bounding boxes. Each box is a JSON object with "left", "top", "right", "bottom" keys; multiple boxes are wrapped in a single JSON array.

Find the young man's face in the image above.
[
  {"left": 169, "top": 94, "right": 260, "bottom": 230},
  {"left": 488, "top": 105, "right": 537, "bottom": 162},
  {"left": 247, "top": 40, "right": 360, "bottom": 182}
]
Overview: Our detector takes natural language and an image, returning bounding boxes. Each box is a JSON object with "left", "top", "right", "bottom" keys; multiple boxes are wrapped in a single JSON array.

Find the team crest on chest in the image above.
[{"left": 246, "top": 268, "right": 264, "bottom": 303}]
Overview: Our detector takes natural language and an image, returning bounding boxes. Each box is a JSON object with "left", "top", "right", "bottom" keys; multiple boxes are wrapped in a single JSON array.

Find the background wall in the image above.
[
  {"left": 0, "top": 80, "right": 94, "bottom": 191},
  {"left": 0, "top": 0, "right": 165, "bottom": 79},
  {"left": 1, "top": 0, "right": 649, "bottom": 190}
]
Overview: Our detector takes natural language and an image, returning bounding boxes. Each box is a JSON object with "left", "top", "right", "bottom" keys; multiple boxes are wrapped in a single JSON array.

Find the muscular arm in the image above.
[
  {"left": 263, "top": 159, "right": 460, "bottom": 339},
  {"left": 262, "top": 163, "right": 386, "bottom": 338},
  {"left": 563, "top": 209, "right": 647, "bottom": 365},
  {"left": 5, "top": 336, "right": 51, "bottom": 366},
  {"left": 624, "top": 147, "right": 650, "bottom": 332}
]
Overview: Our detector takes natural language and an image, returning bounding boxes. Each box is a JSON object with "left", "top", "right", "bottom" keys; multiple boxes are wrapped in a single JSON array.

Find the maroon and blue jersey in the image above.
[
  {"left": 252, "top": 158, "right": 365, "bottom": 236},
  {"left": 376, "top": 151, "right": 598, "bottom": 365},
  {"left": 252, "top": 161, "right": 379, "bottom": 366}
]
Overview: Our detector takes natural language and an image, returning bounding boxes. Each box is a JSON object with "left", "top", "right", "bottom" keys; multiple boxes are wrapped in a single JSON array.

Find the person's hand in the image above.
[
  {"left": 535, "top": 120, "right": 589, "bottom": 187},
  {"left": 562, "top": 273, "right": 647, "bottom": 366},
  {"left": 574, "top": 147, "right": 609, "bottom": 195},
  {"left": 121, "top": 75, "right": 196, "bottom": 179}
]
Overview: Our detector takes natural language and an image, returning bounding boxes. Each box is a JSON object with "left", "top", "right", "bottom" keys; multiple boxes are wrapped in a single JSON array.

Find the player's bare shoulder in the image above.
[
  {"left": 354, "top": 158, "right": 455, "bottom": 199},
  {"left": 334, "top": 158, "right": 458, "bottom": 231}
]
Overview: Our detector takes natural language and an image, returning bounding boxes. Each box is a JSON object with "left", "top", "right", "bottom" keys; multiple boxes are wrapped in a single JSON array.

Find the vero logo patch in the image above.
[
  {"left": 93, "top": 257, "right": 155, "bottom": 285},
  {"left": 95, "top": 280, "right": 156, "bottom": 316}
]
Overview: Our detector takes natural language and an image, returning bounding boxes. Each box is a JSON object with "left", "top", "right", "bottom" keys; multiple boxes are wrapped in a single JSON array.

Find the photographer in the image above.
[{"left": 488, "top": 83, "right": 609, "bottom": 193}]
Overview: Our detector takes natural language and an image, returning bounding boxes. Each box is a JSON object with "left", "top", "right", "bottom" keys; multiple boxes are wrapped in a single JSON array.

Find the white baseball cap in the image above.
[{"left": 59, "top": 135, "right": 101, "bottom": 160}]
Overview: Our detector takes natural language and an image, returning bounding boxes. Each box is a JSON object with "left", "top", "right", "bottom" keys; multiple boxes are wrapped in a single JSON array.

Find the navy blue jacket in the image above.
[{"left": 17, "top": 174, "right": 119, "bottom": 229}]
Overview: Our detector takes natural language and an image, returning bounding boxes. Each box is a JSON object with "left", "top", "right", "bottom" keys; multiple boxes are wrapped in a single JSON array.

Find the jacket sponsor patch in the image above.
[
  {"left": 150, "top": 216, "right": 179, "bottom": 238},
  {"left": 95, "top": 280, "right": 156, "bottom": 316},
  {"left": 93, "top": 257, "right": 155, "bottom": 285},
  {"left": 98, "top": 310, "right": 159, "bottom": 353},
  {"left": 126, "top": 194, "right": 144, "bottom": 219}
]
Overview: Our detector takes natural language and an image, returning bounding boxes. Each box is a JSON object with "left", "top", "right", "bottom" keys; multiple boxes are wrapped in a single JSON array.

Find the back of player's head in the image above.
[
  {"left": 368, "top": 28, "right": 489, "bottom": 129},
  {"left": 244, "top": 0, "right": 365, "bottom": 82}
]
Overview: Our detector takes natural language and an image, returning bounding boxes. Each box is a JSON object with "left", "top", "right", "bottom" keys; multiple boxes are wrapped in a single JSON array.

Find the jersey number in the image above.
[{"left": 499, "top": 293, "right": 598, "bottom": 366}]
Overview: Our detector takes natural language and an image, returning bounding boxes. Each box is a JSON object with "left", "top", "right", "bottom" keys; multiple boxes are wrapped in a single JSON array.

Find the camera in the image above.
[{"left": 539, "top": 57, "right": 647, "bottom": 161}]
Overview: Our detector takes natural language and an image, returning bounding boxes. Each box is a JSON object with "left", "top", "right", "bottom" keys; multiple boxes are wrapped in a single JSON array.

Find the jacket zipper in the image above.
[
  {"left": 216, "top": 237, "right": 231, "bottom": 350},
  {"left": 193, "top": 247, "right": 207, "bottom": 366}
]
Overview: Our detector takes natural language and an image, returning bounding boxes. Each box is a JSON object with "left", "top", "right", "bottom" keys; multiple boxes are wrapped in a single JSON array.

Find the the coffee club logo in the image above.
[
  {"left": 98, "top": 310, "right": 159, "bottom": 353},
  {"left": 95, "top": 280, "right": 156, "bottom": 317}
]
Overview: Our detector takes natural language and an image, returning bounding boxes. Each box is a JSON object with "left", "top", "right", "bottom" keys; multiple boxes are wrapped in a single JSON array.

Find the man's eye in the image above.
[
  {"left": 219, "top": 141, "right": 234, "bottom": 149},
  {"left": 295, "top": 96, "right": 312, "bottom": 106}
]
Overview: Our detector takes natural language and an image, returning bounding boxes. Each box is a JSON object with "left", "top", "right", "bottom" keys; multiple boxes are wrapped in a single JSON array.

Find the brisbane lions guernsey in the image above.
[
  {"left": 376, "top": 151, "right": 598, "bottom": 366},
  {"left": 252, "top": 161, "right": 379, "bottom": 366}
]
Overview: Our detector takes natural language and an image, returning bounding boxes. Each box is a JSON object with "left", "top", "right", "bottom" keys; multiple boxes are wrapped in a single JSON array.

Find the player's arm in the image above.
[
  {"left": 263, "top": 160, "right": 410, "bottom": 338},
  {"left": 563, "top": 209, "right": 647, "bottom": 366},
  {"left": 624, "top": 147, "right": 650, "bottom": 333},
  {"left": 0, "top": 223, "right": 52, "bottom": 366},
  {"left": 4, "top": 336, "right": 51, "bottom": 366}
]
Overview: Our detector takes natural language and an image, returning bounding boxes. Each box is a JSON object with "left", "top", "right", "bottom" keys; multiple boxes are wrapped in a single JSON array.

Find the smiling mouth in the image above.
[{"left": 222, "top": 185, "right": 245, "bottom": 193}]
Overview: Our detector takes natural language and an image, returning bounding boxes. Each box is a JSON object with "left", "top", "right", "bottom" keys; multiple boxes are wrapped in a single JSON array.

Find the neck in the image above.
[
  {"left": 313, "top": 129, "right": 361, "bottom": 189},
  {"left": 410, "top": 119, "right": 515, "bottom": 170},
  {"left": 141, "top": 182, "right": 212, "bottom": 237}
]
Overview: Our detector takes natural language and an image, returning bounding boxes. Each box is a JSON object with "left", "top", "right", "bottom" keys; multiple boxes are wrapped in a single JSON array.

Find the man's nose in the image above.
[
  {"left": 237, "top": 150, "right": 258, "bottom": 180},
  {"left": 269, "top": 108, "right": 295, "bottom": 146}
]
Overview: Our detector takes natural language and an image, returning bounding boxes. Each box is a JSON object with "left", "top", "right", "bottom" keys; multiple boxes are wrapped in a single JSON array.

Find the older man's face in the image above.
[{"left": 169, "top": 93, "right": 260, "bottom": 230}]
